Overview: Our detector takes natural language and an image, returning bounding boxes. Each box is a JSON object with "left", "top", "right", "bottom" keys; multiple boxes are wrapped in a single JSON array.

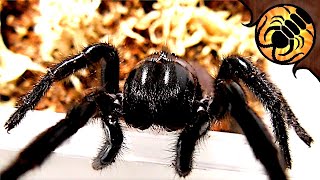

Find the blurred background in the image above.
[{"left": 0, "top": 0, "right": 267, "bottom": 132}]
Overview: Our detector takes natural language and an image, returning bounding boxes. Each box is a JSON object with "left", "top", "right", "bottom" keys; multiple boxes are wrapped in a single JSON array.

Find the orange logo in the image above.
[{"left": 255, "top": 4, "right": 315, "bottom": 64}]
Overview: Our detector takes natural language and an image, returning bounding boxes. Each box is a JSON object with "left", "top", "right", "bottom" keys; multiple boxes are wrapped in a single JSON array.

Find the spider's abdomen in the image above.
[{"left": 123, "top": 52, "right": 202, "bottom": 131}]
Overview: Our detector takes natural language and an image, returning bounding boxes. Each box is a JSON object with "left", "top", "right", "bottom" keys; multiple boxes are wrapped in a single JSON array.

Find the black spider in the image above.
[{"left": 0, "top": 43, "right": 313, "bottom": 180}]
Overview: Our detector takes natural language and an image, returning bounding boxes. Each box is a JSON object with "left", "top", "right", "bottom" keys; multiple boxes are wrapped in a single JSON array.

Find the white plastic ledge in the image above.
[{"left": 0, "top": 106, "right": 317, "bottom": 180}]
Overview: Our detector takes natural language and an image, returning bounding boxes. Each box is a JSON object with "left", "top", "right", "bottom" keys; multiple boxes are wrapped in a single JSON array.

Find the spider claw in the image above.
[
  {"left": 5, "top": 125, "right": 12, "bottom": 134},
  {"left": 4, "top": 121, "right": 14, "bottom": 133},
  {"left": 175, "top": 165, "right": 191, "bottom": 178},
  {"left": 4, "top": 112, "right": 23, "bottom": 132}
]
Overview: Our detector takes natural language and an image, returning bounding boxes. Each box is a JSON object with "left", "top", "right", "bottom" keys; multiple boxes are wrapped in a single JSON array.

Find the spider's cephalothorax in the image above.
[
  {"left": 1, "top": 43, "right": 313, "bottom": 180},
  {"left": 123, "top": 51, "right": 202, "bottom": 131}
]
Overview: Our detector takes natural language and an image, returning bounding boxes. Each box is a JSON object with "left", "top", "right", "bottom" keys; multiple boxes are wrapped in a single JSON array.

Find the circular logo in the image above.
[{"left": 255, "top": 4, "right": 315, "bottom": 64}]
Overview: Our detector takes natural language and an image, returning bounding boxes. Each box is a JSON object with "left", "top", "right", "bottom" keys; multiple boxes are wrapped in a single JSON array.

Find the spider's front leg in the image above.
[
  {"left": 92, "top": 93, "right": 124, "bottom": 170},
  {"left": 1, "top": 92, "right": 98, "bottom": 179},
  {"left": 216, "top": 56, "right": 313, "bottom": 168},
  {"left": 4, "top": 43, "right": 120, "bottom": 132},
  {"left": 0, "top": 90, "right": 123, "bottom": 179},
  {"left": 213, "top": 81, "right": 287, "bottom": 180},
  {"left": 174, "top": 101, "right": 211, "bottom": 177}
]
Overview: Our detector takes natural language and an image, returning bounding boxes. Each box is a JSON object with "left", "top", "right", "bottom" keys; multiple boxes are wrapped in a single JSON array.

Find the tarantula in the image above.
[{"left": 1, "top": 43, "right": 313, "bottom": 180}]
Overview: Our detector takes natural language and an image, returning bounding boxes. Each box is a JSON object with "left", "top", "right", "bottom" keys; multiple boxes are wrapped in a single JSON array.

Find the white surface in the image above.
[
  {"left": 0, "top": 108, "right": 269, "bottom": 180},
  {"left": 0, "top": 62, "right": 319, "bottom": 179}
]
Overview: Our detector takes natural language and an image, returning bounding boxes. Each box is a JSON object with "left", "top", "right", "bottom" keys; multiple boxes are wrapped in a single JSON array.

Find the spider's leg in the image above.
[
  {"left": 4, "top": 43, "right": 119, "bottom": 132},
  {"left": 278, "top": 95, "right": 312, "bottom": 146},
  {"left": 221, "top": 81, "right": 287, "bottom": 180},
  {"left": 294, "top": 37, "right": 300, "bottom": 50},
  {"left": 213, "top": 56, "right": 313, "bottom": 168},
  {"left": 271, "top": 15, "right": 285, "bottom": 22},
  {"left": 270, "top": 19, "right": 282, "bottom": 25},
  {"left": 298, "top": 35, "right": 304, "bottom": 48},
  {"left": 0, "top": 90, "right": 112, "bottom": 179},
  {"left": 264, "top": 26, "right": 280, "bottom": 41},
  {"left": 92, "top": 93, "right": 124, "bottom": 170},
  {"left": 174, "top": 101, "right": 211, "bottom": 177},
  {"left": 279, "top": 39, "right": 294, "bottom": 56}
]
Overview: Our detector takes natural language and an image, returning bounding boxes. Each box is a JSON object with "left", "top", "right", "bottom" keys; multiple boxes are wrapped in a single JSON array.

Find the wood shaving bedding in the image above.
[{"left": 0, "top": 0, "right": 266, "bottom": 132}]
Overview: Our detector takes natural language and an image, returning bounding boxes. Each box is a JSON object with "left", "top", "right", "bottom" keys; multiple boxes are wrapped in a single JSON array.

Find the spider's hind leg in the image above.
[{"left": 4, "top": 43, "right": 120, "bottom": 132}]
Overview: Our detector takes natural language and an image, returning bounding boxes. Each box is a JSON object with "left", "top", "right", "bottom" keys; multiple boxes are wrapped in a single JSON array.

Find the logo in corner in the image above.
[{"left": 255, "top": 4, "right": 315, "bottom": 64}]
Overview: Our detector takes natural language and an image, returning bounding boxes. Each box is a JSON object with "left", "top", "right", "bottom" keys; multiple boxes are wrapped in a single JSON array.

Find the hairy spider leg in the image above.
[
  {"left": 1, "top": 90, "right": 122, "bottom": 179},
  {"left": 92, "top": 92, "right": 124, "bottom": 170},
  {"left": 222, "top": 81, "right": 287, "bottom": 180},
  {"left": 4, "top": 43, "right": 120, "bottom": 132},
  {"left": 277, "top": 94, "right": 312, "bottom": 146},
  {"left": 91, "top": 43, "right": 123, "bottom": 170},
  {"left": 174, "top": 100, "right": 211, "bottom": 177},
  {"left": 212, "top": 56, "right": 313, "bottom": 168},
  {"left": 0, "top": 92, "right": 98, "bottom": 179}
]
